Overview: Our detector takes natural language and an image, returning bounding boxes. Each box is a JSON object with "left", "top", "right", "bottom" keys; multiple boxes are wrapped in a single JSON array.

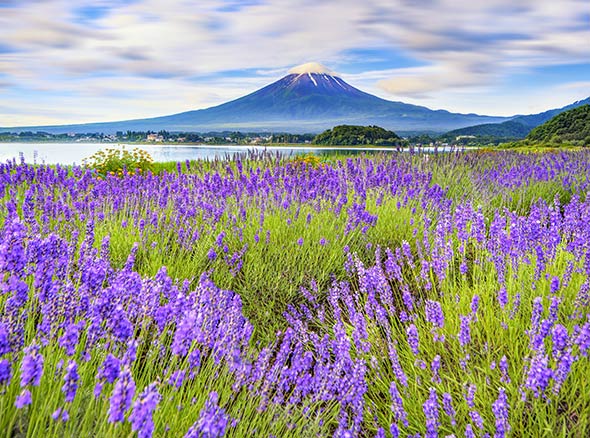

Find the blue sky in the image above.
[{"left": 0, "top": 0, "right": 589, "bottom": 126}]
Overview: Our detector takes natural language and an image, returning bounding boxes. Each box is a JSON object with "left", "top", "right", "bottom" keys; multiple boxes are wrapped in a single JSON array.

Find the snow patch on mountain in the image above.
[
  {"left": 308, "top": 72, "right": 318, "bottom": 87},
  {"left": 288, "top": 62, "right": 338, "bottom": 76}
]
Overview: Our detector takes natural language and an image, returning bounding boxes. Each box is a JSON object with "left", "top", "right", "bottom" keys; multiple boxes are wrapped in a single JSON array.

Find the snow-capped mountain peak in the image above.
[
  {"left": 288, "top": 62, "right": 339, "bottom": 77},
  {"left": 2, "top": 62, "right": 517, "bottom": 134}
]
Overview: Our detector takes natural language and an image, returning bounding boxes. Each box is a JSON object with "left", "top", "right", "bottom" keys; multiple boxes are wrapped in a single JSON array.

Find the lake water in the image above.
[{"left": 0, "top": 143, "right": 409, "bottom": 165}]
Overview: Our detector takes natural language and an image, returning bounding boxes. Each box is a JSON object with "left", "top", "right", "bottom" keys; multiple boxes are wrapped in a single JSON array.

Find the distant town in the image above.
[
  {"left": 0, "top": 130, "right": 317, "bottom": 145},
  {"left": 0, "top": 130, "right": 454, "bottom": 147}
]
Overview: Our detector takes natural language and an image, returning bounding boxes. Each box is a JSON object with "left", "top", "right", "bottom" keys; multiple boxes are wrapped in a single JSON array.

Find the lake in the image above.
[{"left": 0, "top": 143, "right": 414, "bottom": 165}]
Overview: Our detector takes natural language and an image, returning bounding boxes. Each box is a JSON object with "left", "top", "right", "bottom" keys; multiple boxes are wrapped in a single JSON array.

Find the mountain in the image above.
[
  {"left": 441, "top": 120, "right": 532, "bottom": 142},
  {"left": 511, "top": 97, "right": 590, "bottom": 127},
  {"left": 439, "top": 120, "right": 532, "bottom": 144},
  {"left": 441, "top": 97, "right": 590, "bottom": 143},
  {"left": 525, "top": 105, "right": 590, "bottom": 145},
  {"left": 0, "top": 63, "right": 510, "bottom": 135}
]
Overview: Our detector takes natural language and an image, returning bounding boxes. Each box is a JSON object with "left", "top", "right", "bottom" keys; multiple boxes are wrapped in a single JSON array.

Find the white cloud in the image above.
[{"left": 0, "top": 0, "right": 588, "bottom": 124}]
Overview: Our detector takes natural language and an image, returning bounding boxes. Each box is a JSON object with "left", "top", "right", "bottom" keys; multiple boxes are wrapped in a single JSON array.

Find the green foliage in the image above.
[
  {"left": 407, "top": 134, "right": 436, "bottom": 145},
  {"left": 526, "top": 104, "right": 590, "bottom": 146},
  {"left": 84, "top": 146, "right": 154, "bottom": 176},
  {"left": 313, "top": 125, "right": 403, "bottom": 146},
  {"left": 439, "top": 120, "right": 532, "bottom": 145}
]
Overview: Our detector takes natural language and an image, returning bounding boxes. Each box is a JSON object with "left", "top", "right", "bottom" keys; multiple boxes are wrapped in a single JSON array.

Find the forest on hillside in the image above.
[{"left": 313, "top": 125, "right": 404, "bottom": 146}]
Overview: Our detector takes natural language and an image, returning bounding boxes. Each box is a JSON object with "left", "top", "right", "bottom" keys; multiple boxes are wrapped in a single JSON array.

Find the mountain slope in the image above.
[
  {"left": 0, "top": 63, "right": 509, "bottom": 134},
  {"left": 512, "top": 97, "right": 590, "bottom": 127},
  {"left": 441, "top": 120, "right": 532, "bottom": 141},
  {"left": 440, "top": 97, "right": 590, "bottom": 143},
  {"left": 526, "top": 105, "right": 590, "bottom": 145}
]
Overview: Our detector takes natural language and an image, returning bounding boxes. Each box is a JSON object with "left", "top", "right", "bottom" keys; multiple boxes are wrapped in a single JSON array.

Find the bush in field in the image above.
[
  {"left": 84, "top": 147, "right": 153, "bottom": 176},
  {"left": 291, "top": 153, "right": 323, "bottom": 168}
]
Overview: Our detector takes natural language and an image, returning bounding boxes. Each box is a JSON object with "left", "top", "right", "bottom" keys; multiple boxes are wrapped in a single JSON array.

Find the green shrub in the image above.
[{"left": 84, "top": 146, "right": 153, "bottom": 176}]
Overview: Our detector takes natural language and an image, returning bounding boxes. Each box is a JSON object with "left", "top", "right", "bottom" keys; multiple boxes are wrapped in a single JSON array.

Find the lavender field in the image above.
[{"left": 1, "top": 150, "right": 589, "bottom": 437}]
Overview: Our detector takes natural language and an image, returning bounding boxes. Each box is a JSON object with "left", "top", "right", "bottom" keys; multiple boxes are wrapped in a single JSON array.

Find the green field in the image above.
[{"left": 1, "top": 149, "right": 589, "bottom": 437}]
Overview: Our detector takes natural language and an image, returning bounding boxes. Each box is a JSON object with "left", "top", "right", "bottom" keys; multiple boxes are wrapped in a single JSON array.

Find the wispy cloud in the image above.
[{"left": 0, "top": 0, "right": 588, "bottom": 125}]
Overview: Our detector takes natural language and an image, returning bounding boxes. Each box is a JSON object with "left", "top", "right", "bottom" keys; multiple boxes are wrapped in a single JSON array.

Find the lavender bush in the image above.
[{"left": 0, "top": 150, "right": 589, "bottom": 436}]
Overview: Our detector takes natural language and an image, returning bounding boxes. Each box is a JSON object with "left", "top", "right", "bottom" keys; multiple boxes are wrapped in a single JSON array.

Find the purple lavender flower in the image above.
[
  {"left": 171, "top": 310, "right": 197, "bottom": 357},
  {"left": 551, "top": 324, "right": 569, "bottom": 358},
  {"left": 188, "top": 348, "right": 201, "bottom": 371},
  {"left": 425, "top": 300, "right": 445, "bottom": 328},
  {"left": 458, "top": 315, "right": 471, "bottom": 348},
  {"left": 15, "top": 389, "right": 32, "bottom": 408},
  {"left": 406, "top": 324, "right": 420, "bottom": 356},
  {"left": 499, "top": 356, "right": 510, "bottom": 383},
  {"left": 431, "top": 355, "right": 441, "bottom": 384},
  {"left": 470, "top": 295, "right": 480, "bottom": 321},
  {"left": 108, "top": 305, "right": 133, "bottom": 343},
  {"left": 465, "top": 424, "right": 476, "bottom": 438},
  {"left": 464, "top": 384, "right": 475, "bottom": 408},
  {"left": 492, "top": 388, "right": 510, "bottom": 438},
  {"left": 525, "top": 353, "right": 552, "bottom": 398},
  {"left": 423, "top": 388, "right": 439, "bottom": 438},
  {"left": 184, "top": 392, "right": 229, "bottom": 438},
  {"left": 389, "top": 381, "right": 408, "bottom": 427},
  {"left": 553, "top": 348, "right": 576, "bottom": 394},
  {"left": 470, "top": 410, "right": 484, "bottom": 430},
  {"left": 62, "top": 360, "right": 79, "bottom": 403},
  {"left": 129, "top": 383, "right": 162, "bottom": 438},
  {"left": 550, "top": 276, "right": 560, "bottom": 294},
  {"left": 94, "top": 382, "right": 104, "bottom": 399},
  {"left": 576, "top": 322, "right": 590, "bottom": 356},
  {"left": 497, "top": 287, "right": 508, "bottom": 309},
  {"left": 530, "top": 297, "right": 544, "bottom": 333},
  {"left": 52, "top": 408, "right": 61, "bottom": 420},
  {"left": 0, "top": 359, "right": 12, "bottom": 386},
  {"left": 402, "top": 288, "right": 414, "bottom": 312},
  {"left": 375, "top": 427, "right": 386, "bottom": 438},
  {"left": 98, "top": 354, "right": 121, "bottom": 384},
  {"left": 442, "top": 392, "right": 456, "bottom": 426},
  {"left": 388, "top": 343, "right": 408, "bottom": 387},
  {"left": 168, "top": 370, "right": 186, "bottom": 389},
  {"left": 207, "top": 248, "right": 217, "bottom": 261},
  {"left": 0, "top": 322, "right": 10, "bottom": 356},
  {"left": 58, "top": 321, "right": 84, "bottom": 356},
  {"left": 123, "top": 340, "right": 138, "bottom": 365},
  {"left": 390, "top": 423, "right": 399, "bottom": 438},
  {"left": 108, "top": 367, "right": 136, "bottom": 423},
  {"left": 20, "top": 345, "right": 44, "bottom": 387}
]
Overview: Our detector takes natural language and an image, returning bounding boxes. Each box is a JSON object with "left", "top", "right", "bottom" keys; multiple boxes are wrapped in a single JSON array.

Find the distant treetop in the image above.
[{"left": 313, "top": 125, "right": 403, "bottom": 146}]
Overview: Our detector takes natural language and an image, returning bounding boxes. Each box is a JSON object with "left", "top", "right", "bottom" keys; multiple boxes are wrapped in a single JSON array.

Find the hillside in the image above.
[
  {"left": 525, "top": 104, "right": 590, "bottom": 145},
  {"left": 312, "top": 125, "right": 403, "bottom": 146},
  {"left": 440, "top": 120, "right": 532, "bottom": 144},
  {"left": 439, "top": 97, "right": 590, "bottom": 144},
  {"left": 512, "top": 97, "right": 590, "bottom": 127}
]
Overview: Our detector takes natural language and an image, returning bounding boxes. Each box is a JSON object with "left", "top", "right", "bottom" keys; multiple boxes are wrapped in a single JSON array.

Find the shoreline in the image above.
[{"left": 0, "top": 141, "right": 464, "bottom": 151}]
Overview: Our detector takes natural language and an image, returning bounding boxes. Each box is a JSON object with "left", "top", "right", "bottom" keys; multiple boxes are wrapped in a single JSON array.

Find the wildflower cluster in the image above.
[{"left": 83, "top": 146, "right": 153, "bottom": 176}]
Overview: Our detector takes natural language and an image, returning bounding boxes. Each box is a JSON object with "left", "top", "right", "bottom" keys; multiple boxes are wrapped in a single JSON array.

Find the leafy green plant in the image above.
[
  {"left": 84, "top": 146, "right": 153, "bottom": 176},
  {"left": 291, "top": 153, "right": 323, "bottom": 168}
]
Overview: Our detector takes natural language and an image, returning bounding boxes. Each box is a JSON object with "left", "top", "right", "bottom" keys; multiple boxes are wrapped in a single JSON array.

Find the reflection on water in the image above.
[{"left": 0, "top": 143, "right": 451, "bottom": 165}]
